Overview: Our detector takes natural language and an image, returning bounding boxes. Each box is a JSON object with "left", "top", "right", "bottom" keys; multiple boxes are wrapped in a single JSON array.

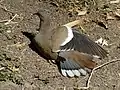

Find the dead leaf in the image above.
[
  {"left": 95, "top": 38, "right": 108, "bottom": 46},
  {"left": 106, "top": 13, "right": 116, "bottom": 20},
  {"left": 76, "top": 9, "right": 87, "bottom": 16}
]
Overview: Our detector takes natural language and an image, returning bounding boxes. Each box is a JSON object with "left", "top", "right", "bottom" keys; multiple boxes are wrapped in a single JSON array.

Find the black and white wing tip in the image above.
[
  {"left": 60, "top": 60, "right": 88, "bottom": 77},
  {"left": 61, "top": 69, "right": 87, "bottom": 77}
]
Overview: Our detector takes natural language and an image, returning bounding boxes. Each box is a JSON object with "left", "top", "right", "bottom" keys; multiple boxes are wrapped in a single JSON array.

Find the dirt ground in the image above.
[{"left": 0, "top": 0, "right": 120, "bottom": 90}]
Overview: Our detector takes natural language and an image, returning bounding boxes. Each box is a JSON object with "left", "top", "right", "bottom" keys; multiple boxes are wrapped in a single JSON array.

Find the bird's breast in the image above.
[{"left": 34, "top": 33, "right": 57, "bottom": 59}]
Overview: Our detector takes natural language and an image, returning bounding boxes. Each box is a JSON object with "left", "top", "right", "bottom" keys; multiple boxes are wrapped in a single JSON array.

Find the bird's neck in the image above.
[{"left": 39, "top": 17, "right": 51, "bottom": 34}]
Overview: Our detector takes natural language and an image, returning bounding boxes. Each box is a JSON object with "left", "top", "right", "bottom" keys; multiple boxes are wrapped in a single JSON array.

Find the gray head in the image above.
[{"left": 33, "top": 9, "right": 51, "bottom": 32}]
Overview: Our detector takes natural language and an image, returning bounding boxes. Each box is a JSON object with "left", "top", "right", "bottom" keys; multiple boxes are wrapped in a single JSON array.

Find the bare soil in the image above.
[{"left": 0, "top": 0, "right": 120, "bottom": 90}]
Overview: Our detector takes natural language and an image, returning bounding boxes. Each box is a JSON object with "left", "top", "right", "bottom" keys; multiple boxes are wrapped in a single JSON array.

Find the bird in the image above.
[{"left": 32, "top": 11, "right": 108, "bottom": 77}]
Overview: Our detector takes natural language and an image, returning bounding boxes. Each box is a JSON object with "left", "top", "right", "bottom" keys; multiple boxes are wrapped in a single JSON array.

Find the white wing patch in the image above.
[
  {"left": 60, "top": 25, "right": 73, "bottom": 46},
  {"left": 61, "top": 69, "right": 67, "bottom": 76},
  {"left": 79, "top": 69, "right": 87, "bottom": 76},
  {"left": 61, "top": 69, "right": 87, "bottom": 77},
  {"left": 72, "top": 70, "right": 81, "bottom": 76},
  {"left": 66, "top": 70, "right": 74, "bottom": 77}
]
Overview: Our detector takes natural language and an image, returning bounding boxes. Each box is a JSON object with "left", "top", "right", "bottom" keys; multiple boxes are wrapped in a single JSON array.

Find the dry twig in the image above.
[
  {"left": 7, "top": 42, "right": 26, "bottom": 48},
  {"left": 0, "top": 67, "right": 5, "bottom": 71},
  {"left": 75, "top": 58, "right": 120, "bottom": 90},
  {"left": 4, "top": 14, "right": 18, "bottom": 25},
  {"left": 110, "top": 0, "right": 120, "bottom": 4},
  {"left": 0, "top": 14, "right": 18, "bottom": 25},
  {"left": 0, "top": 19, "right": 9, "bottom": 23}
]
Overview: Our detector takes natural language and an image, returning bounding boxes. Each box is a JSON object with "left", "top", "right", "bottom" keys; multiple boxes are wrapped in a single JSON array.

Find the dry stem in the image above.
[{"left": 76, "top": 58, "right": 120, "bottom": 90}]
